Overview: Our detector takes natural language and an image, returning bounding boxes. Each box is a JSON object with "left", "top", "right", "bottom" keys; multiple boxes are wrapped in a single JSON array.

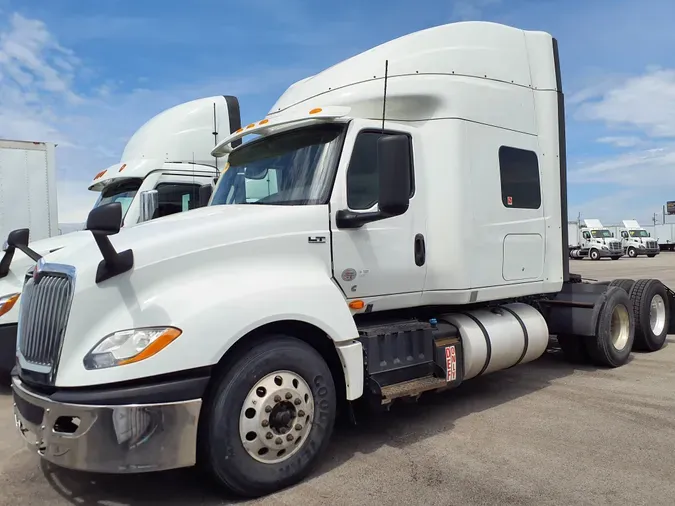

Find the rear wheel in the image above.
[
  {"left": 200, "top": 335, "right": 337, "bottom": 498},
  {"left": 629, "top": 279, "right": 670, "bottom": 352},
  {"left": 609, "top": 278, "right": 635, "bottom": 293},
  {"left": 585, "top": 287, "right": 634, "bottom": 367}
]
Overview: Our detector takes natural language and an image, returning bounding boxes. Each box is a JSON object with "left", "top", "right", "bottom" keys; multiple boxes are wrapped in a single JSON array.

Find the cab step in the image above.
[{"left": 380, "top": 376, "right": 449, "bottom": 404}]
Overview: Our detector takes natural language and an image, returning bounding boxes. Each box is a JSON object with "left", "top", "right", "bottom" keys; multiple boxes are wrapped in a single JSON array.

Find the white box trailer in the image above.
[{"left": 0, "top": 139, "right": 58, "bottom": 243}]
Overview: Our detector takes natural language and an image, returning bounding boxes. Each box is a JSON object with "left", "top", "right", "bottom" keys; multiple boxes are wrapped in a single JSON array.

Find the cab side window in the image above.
[
  {"left": 154, "top": 183, "right": 203, "bottom": 218},
  {"left": 346, "top": 131, "right": 414, "bottom": 210}
]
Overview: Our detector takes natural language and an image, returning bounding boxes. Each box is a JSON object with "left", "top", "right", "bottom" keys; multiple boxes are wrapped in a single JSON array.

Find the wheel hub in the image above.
[
  {"left": 239, "top": 371, "right": 314, "bottom": 464},
  {"left": 649, "top": 294, "right": 666, "bottom": 336},
  {"left": 609, "top": 304, "right": 630, "bottom": 351}
]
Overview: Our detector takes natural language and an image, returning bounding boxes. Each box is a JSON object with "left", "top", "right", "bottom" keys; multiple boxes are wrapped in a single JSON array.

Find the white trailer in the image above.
[
  {"left": 618, "top": 220, "right": 659, "bottom": 258},
  {"left": 10, "top": 22, "right": 675, "bottom": 499},
  {"left": 0, "top": 139, "right": 58, "bottom": 243},
  {"left": 649, "top": 224, "right": 675, "bottom": 251}
]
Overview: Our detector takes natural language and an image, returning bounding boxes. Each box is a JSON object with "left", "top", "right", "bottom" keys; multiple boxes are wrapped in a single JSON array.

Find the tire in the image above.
[
  {"left": 609, "top": 278, "right": 635, "bottom": 293},
  {"left": 557, "top": 334, "right": 591, "bottom": 364},
  {"left": 589, "top": 249, "right": 600, "bottom": 261},
  {"left": 611, "top": 256, "right": 621, "bottom": 260},
  {"left": 199, "top": 335, "right": 337, "bottom": 497},
  {"left": 585, "top": 287, "right": 634, "bottom": 367},
  {"left": 627, "top": 247, "right": 637, "bottom": 258},
  {"left": 647, "top": 254, "right": 656, "bottom": 258},
  {"left": 628, "top": 279, "right": 670, "bottom": 352}
]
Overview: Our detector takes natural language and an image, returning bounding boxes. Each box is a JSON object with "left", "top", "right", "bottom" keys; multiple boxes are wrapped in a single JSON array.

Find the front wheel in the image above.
[
  {"left": 589, "top": 249, "right": 601, "bottom": 261},
  {"left": 647, "top": 254, "right": 657, "bottom": 258},
  {"left": 200, "top": 335, "right": 337, "bottom": 498},
  {"left": 627, "top": 247, "right": 637, "bottom": 258}
]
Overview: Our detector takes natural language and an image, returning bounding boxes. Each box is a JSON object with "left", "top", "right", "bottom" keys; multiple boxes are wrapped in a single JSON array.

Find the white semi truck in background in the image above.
[
  {"left": 618, "top": 220, "right": 659, "bottom": 258},
  {"left": 0, "top": 95, "right": 243, "bottom": 374},
  {"left": 569, "top": 218, "right": 623, "bottom": 260},
  {"left": 9, "top": 21, "right": 675, "bottom": 499},
  {"left": 0, "top": 139, "right": 59, "bottom": 242}
]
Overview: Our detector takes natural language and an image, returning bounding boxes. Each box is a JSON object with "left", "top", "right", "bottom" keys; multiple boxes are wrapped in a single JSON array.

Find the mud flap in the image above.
[{"left": 665, "top": 285, "right": 675, "bottom": 335}]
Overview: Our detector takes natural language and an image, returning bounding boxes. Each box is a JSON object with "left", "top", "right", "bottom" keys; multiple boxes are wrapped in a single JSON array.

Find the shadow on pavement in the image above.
[{"left": 38, "top": 341, "right": 597, "bottom": 505}]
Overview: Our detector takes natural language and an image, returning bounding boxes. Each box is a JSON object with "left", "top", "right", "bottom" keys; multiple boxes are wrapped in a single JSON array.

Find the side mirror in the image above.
[
  {"left": 86, "top": 202, "right": 134, "bottom": 283},
  {"left": 87, "top": 202, "right": 123, "bottom": 235},
  {"left": 198, "top": 184, "right": 213, "bottom": 208},
  {"left": 377, "top": 135, "right": 411, "bottom": 216},
  {"left": 7, "top": 228, "right": 29, "bottom": 248},
  {"left": 611, "top": 233, "right": 614, "bottom": 237},
  {"left": 245, "top": 166, "right": 269, "bottom": 180},
  {"left": 139, "top": 190, "right": 159, "bottom": 223}
]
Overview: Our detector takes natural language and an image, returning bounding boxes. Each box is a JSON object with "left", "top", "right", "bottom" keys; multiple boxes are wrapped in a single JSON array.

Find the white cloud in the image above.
[
  {"left": 568, "top": 190, "right": 663, "bottom": 226},
  {"left": 596, "top": 136, "right": 643, "bottom": 148},
  {"left": 450, "top": 0, "right": 501, "bottom": 20},
  {"left": 574, "top": 68, "right": 675, "bottom": 138},
  {"left": 0, "top": 12, "right": 305, "bottom": 225}
]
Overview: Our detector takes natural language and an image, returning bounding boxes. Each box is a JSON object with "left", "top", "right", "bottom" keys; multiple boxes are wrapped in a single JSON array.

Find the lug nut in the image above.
[
  {"left": 266, "top": 432, "right": 273, "bottom": 440},
  {"left": 286, "top": 434, "right": 294, "bottom": 441},
  {"left": 294, "top": 398, "right": 301, "bottom": 405},
  {"left": 295, "top": 424, "right": 303, "bottom": 431},
  {"left": 298, "top": 410, "right": 305, "bottom": 417},
  {"left": 265, "top": 405, "right": 272, "bottom": 413},
  {"left": 274, "top": 395, "right": 281, "bottom": 402},
  {"left": 275, "top": 437, "right": 283, "bottom": 445},
  {"left": 285, "top": 392, "right": 293, "bottom": 400},
  {"left": 262, "top": 420, "right": 269, "bottom": 427}
]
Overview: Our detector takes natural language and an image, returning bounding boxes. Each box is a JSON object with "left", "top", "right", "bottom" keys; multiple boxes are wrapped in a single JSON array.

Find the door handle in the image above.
[{"left": 414, "top": 233, "right": 426, "bottom": 266}]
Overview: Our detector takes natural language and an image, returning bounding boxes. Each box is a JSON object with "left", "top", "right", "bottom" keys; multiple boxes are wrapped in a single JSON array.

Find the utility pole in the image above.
[{"left": 653, "top": 212, "right": 658, "bottom": 226}]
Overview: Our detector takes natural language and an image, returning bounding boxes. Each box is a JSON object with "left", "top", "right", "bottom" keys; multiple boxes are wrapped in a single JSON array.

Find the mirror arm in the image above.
[{"left": 335, "top": 209, "right": 394, "bottom": 229}]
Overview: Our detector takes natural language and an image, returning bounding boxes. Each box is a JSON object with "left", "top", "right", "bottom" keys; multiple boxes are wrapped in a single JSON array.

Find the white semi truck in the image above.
[
  {"left": 10, "top": 22, "right": 675, "bottom": 498},
  {"left": 619, "top": 220, "right": 659, "bottom": 258},
  {"left": 0, "top": 95, "right": 242, "bottom": 374},
  {"left": 569, "top": 218, "right": 624, "bottom": 260}
]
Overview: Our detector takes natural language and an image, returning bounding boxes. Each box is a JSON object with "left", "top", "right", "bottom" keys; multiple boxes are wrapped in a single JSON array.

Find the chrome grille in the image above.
[
  {"left": 609, "top": 242, "right": 621, "bottom": 251},
  {"left": 647, "top": 241, "right": 657, "bottom": 249},
  {"left": 18, "top": 271, "right": 74, "bottom": 368}
]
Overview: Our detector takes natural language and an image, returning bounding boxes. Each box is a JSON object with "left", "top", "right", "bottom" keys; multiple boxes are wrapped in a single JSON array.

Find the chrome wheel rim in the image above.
[
  {"left": 610, "top": 304, "right": 630, "bottom": 351},
  {"left": 649, "top": 294, "right": 666, "bottom": 336},
  {"left": 239, "top": 370, "right": 314, "bottom": 464}
]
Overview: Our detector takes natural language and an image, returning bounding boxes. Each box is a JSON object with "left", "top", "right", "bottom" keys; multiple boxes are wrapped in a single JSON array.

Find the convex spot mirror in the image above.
[
  {"left": 244, "top": 166, "right": 269, "bottom": 180},
  {"left": 139, "top": 190, "right": 159, "bottom": 223}
]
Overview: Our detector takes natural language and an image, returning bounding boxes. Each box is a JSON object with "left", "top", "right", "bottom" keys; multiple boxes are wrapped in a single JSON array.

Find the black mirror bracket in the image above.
[
  {"left": 86, "top": 203, "right": 134, "bottom": 283},
  {"left": 0, "top": 228, "right": 42, "bottom": 279}
]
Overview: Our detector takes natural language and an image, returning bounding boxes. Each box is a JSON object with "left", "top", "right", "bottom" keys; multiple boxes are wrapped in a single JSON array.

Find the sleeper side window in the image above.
[{"left": 498, "top": 146, "right": 541, "bottom": 210}]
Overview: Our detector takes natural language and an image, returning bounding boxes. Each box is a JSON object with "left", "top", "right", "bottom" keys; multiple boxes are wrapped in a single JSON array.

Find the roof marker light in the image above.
[
  {"left": 246, "top": 123, "right": 256, "bottom": 129},
  {"left": 259, "top": 119, "right": 269, "bottom": 125},
  {"left": 118, "top": 163, "right": 127, "bottom": 172},
  {"left": 309, "top": 108, "right": 323, "bottom": 115}
]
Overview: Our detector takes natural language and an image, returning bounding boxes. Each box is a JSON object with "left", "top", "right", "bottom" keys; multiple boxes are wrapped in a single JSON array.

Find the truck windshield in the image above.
[
  {"left": 210, "top": 124, "right": 345, "bottom": 206},
  {"left": 591, "top": 230, "right": 613, "bottom": 238},
  {"left": 93, "top": 178, "right": 143, "bottom": 217},
  {"left": 629, "top": 230, "right": 649, "bottom": 237}
]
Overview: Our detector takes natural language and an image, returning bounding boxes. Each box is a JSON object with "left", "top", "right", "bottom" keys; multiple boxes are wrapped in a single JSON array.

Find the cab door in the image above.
[{"left": 329, "top": 121, "right": 427, "bottom": 306}]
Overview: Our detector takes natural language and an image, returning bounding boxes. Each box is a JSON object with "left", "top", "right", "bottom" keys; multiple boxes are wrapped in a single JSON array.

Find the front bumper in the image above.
[
  {"left": 12, "top": 375, "right": 203, "bottom": 473},
  {"left": 598, "top": 249, "right": 623, "bottom": 258},
  {"left": 0, "top": 323, "right": 17, "bottom": 375}
]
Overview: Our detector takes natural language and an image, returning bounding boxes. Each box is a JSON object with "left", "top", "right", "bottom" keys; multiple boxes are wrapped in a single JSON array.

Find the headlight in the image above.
[
  {"left": 0, "top": 293, "right": 20, "bottom": 317},
  {"left": 83, "top": 327, "right": 182, "bottom": 370}
]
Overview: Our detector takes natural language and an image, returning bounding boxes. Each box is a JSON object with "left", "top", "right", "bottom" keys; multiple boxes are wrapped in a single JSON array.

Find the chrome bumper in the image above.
[{"left": 12, "top": 376, "right": 202, "bottom": 473}]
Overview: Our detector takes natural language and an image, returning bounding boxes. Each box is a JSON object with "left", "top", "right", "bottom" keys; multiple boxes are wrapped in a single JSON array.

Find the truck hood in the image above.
[
  {"left": 0, "top": 230, "right": 92, "bottom": 295},
  {"left": 44, "top": 204, "right": 331, "bottom": 281}
]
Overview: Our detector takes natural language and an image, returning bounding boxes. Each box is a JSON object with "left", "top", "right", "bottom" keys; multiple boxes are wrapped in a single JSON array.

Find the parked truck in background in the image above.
[
  {"left": 0, "top": 95, "right": 243, "bottom": 375},
  {"left": 10, "top": 21, "right": 675, "bottom": 498},
  {"left": 619, "top": 220, "right": 659, "bottom": 258},
  {"left": 569, "top": 218, "right": 623, "bottom": 260},
  {"left": 0, "top": 139, "right": 58, "bottom": 243}
]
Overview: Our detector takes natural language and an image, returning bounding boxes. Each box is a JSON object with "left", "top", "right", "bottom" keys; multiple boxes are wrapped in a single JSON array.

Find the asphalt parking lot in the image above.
[{"left": 2, "top": 254, "right": 675, "bottom": 505}]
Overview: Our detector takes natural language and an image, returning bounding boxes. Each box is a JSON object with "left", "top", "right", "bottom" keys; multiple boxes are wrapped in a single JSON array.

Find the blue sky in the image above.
[{"left": 1, "top": 0, "right": 674, "bottom": 225}]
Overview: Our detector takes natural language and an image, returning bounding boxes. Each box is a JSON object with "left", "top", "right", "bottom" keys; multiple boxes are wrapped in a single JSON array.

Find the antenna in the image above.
[
  {"left": 381, "top": 59, "right": 389, "bottom": 133},
  {"left": 212, "top": 102, "right": 220, "bottom": 176}
]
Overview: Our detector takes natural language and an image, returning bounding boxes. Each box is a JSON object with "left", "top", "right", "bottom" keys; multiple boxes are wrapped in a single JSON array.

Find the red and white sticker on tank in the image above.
[{"left": 445, "top": 345, "right": 457, "bottom": 382}]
